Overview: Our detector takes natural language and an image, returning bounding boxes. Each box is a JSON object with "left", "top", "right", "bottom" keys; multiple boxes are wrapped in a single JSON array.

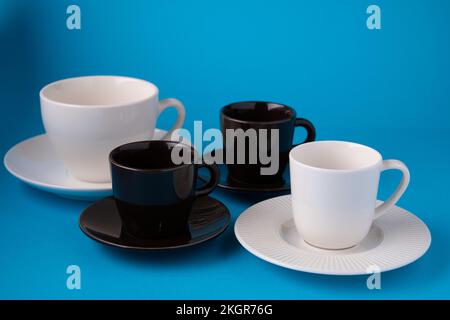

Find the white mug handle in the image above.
[
  {"left": 157, "top": 98, "right": 186, "bottom": 140},
  {"left": 374, "top": 160, "right": 410, "bottom": 220}
]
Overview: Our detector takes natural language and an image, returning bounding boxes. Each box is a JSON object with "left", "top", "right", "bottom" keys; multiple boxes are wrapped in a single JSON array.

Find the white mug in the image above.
[
  {"left": 40, "top": 76, "right": 185, "bottom": 183},
  {"left": 289, "top": 141, "right": 410, "bottom": 250}
]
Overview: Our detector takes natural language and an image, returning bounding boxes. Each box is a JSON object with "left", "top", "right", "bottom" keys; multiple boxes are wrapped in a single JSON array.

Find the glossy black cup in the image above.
[
  {"left": 220, "top": 101, "right": 316, "bottom": 185},
  {"left": 109, "top": 140, "right": 219, "bottom": 238}
]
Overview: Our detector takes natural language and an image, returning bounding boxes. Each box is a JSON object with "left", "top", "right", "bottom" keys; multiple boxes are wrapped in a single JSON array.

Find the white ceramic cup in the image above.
[
  {"left": 40, "top": 76, "right": 185, "bottom": 183},
  {"left": 289, "top": 141, "right": 410, "bottom": 250}
]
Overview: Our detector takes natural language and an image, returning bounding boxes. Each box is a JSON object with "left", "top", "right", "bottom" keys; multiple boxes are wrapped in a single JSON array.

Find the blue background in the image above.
[{"left": 1, "top": 0, "right": 449, "bottom": 299}]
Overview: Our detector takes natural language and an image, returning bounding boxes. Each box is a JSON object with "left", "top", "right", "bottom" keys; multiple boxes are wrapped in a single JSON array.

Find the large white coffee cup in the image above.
[
  {"left": 40, "top": 76, "right": 185, "bottom": 183},
  {"left": 289, "top": 141, "right": 410, "bottom": 250}
]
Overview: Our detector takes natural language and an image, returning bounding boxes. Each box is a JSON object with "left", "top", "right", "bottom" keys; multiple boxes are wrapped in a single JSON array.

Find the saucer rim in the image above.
[
  {"left": 234, "top": 195, "right": 432, "bottom": 276},
  {"left": 79, "top": 196, "right": 231, "bottom": 251},
  {"left": 4, "top": 129, "right": 188, "bottom": 194},
  {"left": 4, "top": 134, "right": 111, "bottom": 192},
  {"left": 216, "top": 178, "right": 290, "bottom": 193}
]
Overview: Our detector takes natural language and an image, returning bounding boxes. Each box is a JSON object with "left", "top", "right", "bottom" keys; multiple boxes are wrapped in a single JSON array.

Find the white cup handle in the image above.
[
  {"left": 157, "top": 98, "right": 186, "bottom": 140},
  {"left": 374, "top": 160, "right": 410, "bottom": 220}
]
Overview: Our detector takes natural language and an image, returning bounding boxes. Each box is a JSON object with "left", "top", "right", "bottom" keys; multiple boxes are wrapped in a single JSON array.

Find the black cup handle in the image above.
[
  {"left": 195, "top": 163, "right": 220, "bottom": 197},
  {"left": 293, "top": 118, "right": 316, "bottom": 146}
]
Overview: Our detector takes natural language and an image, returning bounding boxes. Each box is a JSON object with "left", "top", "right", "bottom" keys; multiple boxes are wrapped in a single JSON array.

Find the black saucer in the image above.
[
  {"left": 79, "top": 196, "right": 230, "bottom": 250},
  {"left": 199, "top": 157, "right": 290, "bottom": 193}
]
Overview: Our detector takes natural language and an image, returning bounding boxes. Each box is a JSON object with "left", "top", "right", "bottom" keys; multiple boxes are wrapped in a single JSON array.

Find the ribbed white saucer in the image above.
[{"left": 235, "top": 195, "right": 431, "bottom": 275}]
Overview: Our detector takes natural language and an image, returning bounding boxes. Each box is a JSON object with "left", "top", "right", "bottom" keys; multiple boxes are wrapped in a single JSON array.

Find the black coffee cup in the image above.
[
  {"left": 109, "top": 140, "right": 219, "bottom": 238},
  {"left": 220, "top": 101, "right": 316, "bottom": 185}
]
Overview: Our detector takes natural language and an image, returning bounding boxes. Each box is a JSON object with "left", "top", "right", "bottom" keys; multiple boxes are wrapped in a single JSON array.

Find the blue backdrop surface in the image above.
[{"left": 0, "top": 0, "right": 449, "bottom": 299}]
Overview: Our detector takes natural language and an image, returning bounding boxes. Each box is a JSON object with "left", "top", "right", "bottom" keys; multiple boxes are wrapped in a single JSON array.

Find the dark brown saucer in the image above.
[
  {"left": 199, "top": 152, "right": 290, "bottom": 193},
  {"left": 79, "top": 196, "right": 230, "bottom": 250}
]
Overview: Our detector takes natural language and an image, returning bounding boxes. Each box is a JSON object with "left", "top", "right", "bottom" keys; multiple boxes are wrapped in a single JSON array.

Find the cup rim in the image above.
[
  {"left": 109, "top": 140, "right": 196, "bottom": 173},
  {"left": 221, "top": 101, "right": 297, "bottom": 125},
  {"left": 289, "top": 140, "right": 383, "bottom": 173},
  {"left": 40, "top": 75, "right": 159, "bottom": 109}
]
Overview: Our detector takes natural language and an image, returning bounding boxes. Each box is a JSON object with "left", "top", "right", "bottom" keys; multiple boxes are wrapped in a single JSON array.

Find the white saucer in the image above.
[
  {"left": 4, "top": 129, "right": 189, "bottom": 201},
  {"left": 235, "top": 195, "right": 431, "bottom": 275}
]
